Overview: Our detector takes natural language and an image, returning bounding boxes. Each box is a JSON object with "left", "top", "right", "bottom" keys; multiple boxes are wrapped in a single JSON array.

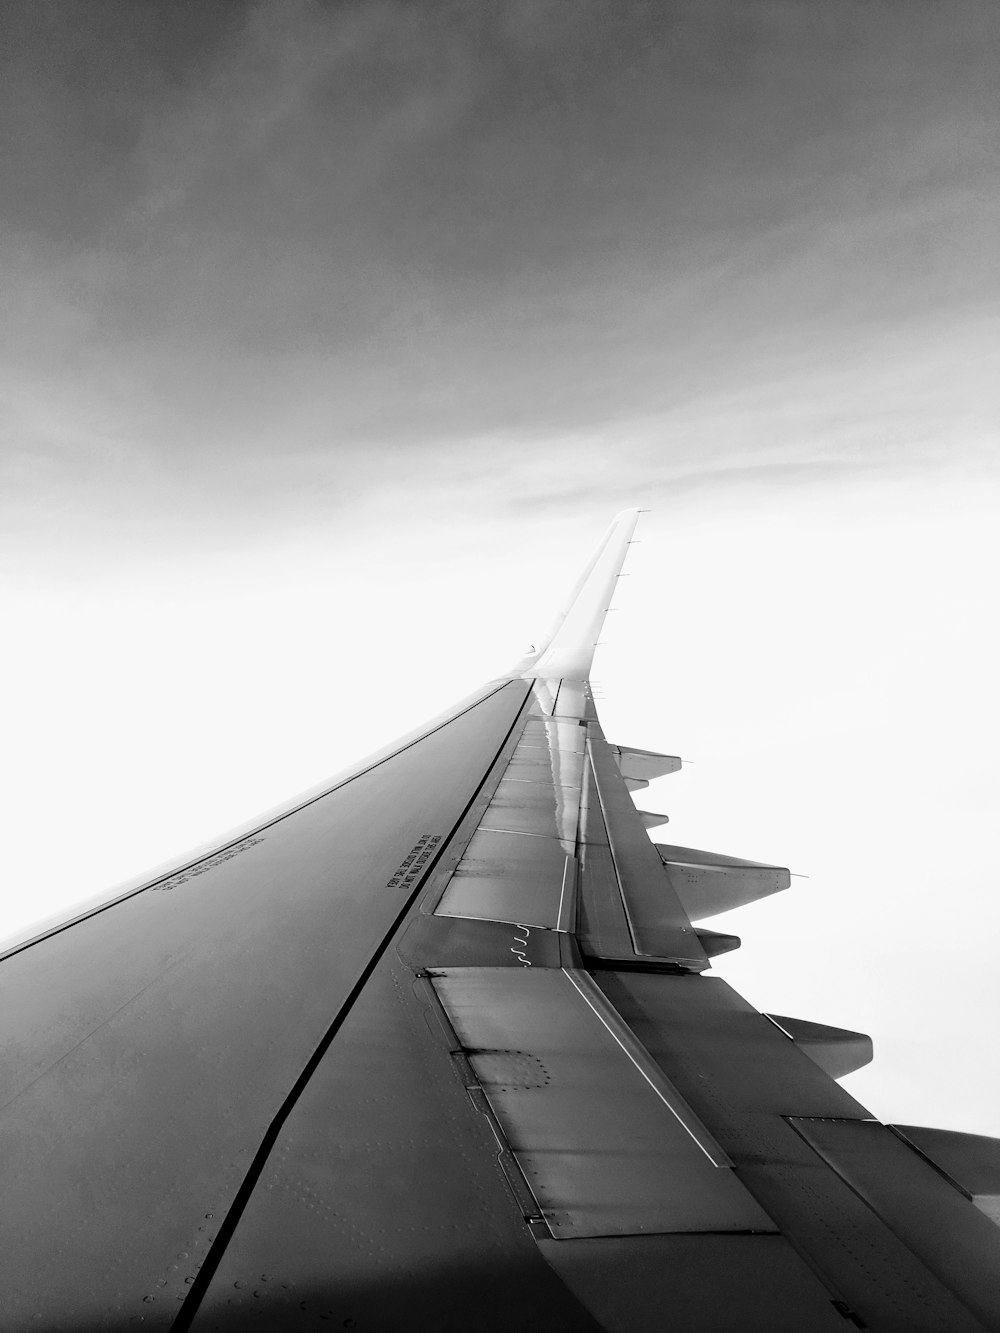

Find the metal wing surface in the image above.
[{"left": 2, "top": 511, "right": 999, "bottom": 1332}]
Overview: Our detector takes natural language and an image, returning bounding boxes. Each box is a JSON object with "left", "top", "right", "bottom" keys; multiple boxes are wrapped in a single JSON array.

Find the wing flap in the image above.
[
  {"left": 432, "top": 966, "right": 775, "bottom": 1238},
  {"left": 893, "top": 1124, "right": 1000, "bottom": 1222}
]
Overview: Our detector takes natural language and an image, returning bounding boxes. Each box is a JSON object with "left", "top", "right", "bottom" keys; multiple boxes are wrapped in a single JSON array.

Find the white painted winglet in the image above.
[{"left": 519, "top": 508, "right": 641, "bottom": 681}]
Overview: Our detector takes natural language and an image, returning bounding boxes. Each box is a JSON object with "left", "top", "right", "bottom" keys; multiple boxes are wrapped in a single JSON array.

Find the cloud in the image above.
[{"left": 1, "top": 0, "right": 997, "bottom": 578}]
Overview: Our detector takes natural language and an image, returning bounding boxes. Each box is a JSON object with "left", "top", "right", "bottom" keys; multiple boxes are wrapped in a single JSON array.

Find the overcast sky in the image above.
[{"left": 2, "top": 1, "right": 999, "bottom": 1135}]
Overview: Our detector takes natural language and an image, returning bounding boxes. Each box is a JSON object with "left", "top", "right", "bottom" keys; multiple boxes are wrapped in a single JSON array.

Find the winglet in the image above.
[{"left": 519, "top": 508, "right": 641, "bottom": 680}]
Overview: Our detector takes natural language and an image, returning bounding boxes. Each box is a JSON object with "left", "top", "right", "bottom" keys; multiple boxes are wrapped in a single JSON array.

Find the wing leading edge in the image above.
[{"left": 1, "top": 512, "right": 998, "bottom": 1332}]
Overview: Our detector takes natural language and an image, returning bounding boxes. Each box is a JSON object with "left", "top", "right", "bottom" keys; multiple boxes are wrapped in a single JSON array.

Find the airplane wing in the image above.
[{"left": 2, "top": 510, "right": 999, "bottom": 1332}]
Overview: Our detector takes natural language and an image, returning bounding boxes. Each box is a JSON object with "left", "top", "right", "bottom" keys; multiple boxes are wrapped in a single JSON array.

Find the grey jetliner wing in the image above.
[{"left": 2, "top": 511, "right": 999, "bottom": 1332}]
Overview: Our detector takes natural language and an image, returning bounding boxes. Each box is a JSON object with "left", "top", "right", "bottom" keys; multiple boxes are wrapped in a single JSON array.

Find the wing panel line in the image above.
[
  {"left": 169, "top": 680, "right": 534, "bottom": 1333},
  {"left": 562, "top": 968, "right": 734, "bottom": 1168}
]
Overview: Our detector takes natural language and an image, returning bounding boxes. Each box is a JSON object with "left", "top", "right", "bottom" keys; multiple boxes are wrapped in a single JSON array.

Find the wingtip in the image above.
[{"left": 520, "top": 508, "right": 645, "bottom": 681}]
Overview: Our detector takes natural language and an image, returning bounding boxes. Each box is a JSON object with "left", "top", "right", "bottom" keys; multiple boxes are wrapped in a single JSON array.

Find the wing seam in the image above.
[{"left": 169, "top": 681, "right": 535, "bottom": 1332}]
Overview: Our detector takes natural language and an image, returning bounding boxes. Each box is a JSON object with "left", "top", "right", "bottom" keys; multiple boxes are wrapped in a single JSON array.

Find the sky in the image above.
[{"left": 2, "top": 1, "right": 999, "bottom": 1135}]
